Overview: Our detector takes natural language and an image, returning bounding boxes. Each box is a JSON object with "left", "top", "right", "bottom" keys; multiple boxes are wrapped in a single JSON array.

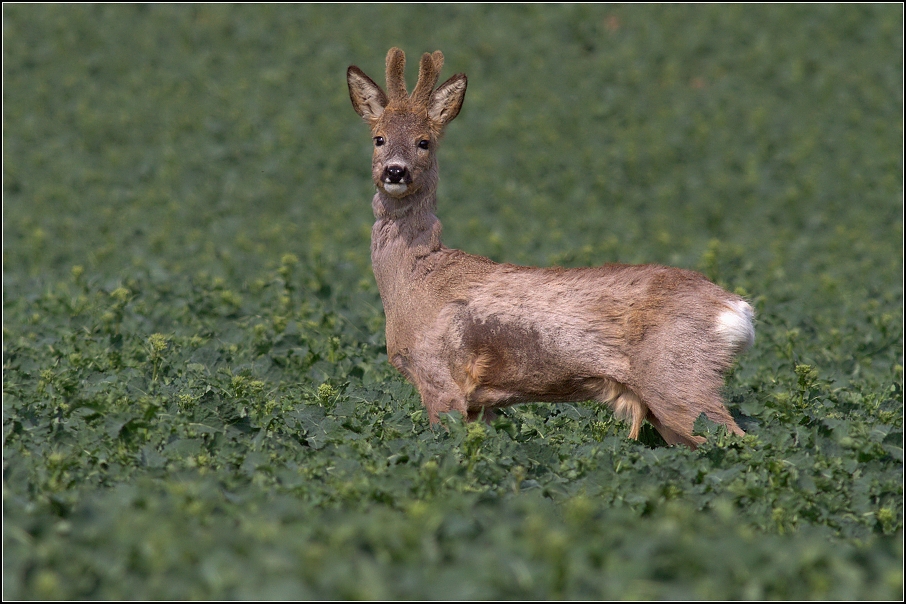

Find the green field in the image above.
[{"left": 3, "top": 4, "right": 903, "bottom": 599}]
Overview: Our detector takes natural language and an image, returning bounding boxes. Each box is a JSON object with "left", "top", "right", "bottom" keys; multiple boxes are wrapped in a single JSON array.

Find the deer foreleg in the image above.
[{"left": 393, "top": 351, "right": 468, "bottom": 423}]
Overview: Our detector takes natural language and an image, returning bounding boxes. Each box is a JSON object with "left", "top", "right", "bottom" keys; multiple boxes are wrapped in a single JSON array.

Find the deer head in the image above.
[{"left": 347, "top": 48, "right": 467, "bottom": 206}]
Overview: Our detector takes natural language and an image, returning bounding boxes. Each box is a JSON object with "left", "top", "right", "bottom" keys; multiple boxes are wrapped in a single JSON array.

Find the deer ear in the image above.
[
  {"left": 428, "top": 73, "right": 467, "bottom": 126},
  {"left": 347, "top": 66, "right": 388, "bottom": 122}
]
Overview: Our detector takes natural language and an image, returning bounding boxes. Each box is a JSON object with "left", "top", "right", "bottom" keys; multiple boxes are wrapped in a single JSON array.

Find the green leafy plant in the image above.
[{"left": 3, "top": 3, "right": 902, "bottom": 599}]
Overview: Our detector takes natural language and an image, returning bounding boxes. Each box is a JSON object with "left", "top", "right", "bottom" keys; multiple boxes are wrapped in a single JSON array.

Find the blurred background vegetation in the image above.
[{"left": 3, "top": 4, "right": 902, "bottom": 599}]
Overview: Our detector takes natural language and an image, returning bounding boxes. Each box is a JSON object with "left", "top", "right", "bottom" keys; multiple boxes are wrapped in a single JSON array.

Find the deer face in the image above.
[{"left": 370, "top": 109, "right": 435, "bottom": 198}]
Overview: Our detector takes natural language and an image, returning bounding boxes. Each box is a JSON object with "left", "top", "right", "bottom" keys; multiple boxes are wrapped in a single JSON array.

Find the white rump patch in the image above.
[{"left": 716, "top": 300, "right": 755, "bottom": 353}]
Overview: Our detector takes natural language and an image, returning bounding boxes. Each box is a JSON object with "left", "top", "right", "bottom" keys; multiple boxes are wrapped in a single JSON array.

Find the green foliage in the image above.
[{"left": 3, "top": 3, "right": 902, "bottom": 599}]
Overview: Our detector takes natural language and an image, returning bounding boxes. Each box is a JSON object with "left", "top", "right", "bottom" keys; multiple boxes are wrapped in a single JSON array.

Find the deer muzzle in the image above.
[{"left": 381, "top": 164, "right": 412, "bottom": 196}]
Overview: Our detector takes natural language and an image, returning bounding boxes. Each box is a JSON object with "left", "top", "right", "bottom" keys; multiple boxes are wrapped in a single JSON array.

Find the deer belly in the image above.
[{"left": 446, "top": 311, "right": 625, "bottom": 407}]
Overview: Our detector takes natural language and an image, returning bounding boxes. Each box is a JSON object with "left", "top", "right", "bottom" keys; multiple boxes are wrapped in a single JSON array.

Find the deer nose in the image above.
[{"left": 384, "top": 165, "right": 409, "bottom": 184}]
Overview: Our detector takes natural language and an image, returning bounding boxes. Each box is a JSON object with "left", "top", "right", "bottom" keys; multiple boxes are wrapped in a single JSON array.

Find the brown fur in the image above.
[{"left": 347, "top": 48, "right": 755, "bottom": 449}]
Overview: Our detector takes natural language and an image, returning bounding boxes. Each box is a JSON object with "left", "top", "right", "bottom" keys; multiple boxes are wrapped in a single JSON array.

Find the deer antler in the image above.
[
  {"left": 411, "top": 51, "right": 444, "bottom": 108},
  {"left": 385, "top": 47, "right": 408, "bottom": 103}
]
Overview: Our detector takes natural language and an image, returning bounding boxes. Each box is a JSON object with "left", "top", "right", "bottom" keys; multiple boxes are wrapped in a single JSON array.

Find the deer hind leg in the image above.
[
  {"left": 645, "top": 410, "right": 706, "bottom": 449},
  {"left": 642, "top": 388, "right": 745, "bottom": 450},
  {"left": 597, "top": 379, "right": 742, "bottom": 449}
]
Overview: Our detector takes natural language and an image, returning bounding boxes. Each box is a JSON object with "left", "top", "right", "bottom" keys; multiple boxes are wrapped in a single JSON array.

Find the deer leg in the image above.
[
  {"left": 645, "top": 410, "right": 706, "bottom": 449},
  {"left": 397, "top": 353, "right": 468, "bottom": 423},
  {"left": 632, "top": 346, "right": 745, "bottom": 448},
  {"left": 420, "top": 379, "right": 468, "bottom": 423},
  {"left": 601, "top": 378, "right": 710, "bottom": 449},
  {"left": 642, "top": 386, "right": 746, "bottom": 449},
  {"left": 467, "top": 406, "right": 497, "bottom": 424}
]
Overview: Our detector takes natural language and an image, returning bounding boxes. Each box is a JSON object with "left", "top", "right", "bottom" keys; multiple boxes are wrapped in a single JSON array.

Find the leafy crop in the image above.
[{"left": 3, "top": 4, "right": 903, "bottom": 599}]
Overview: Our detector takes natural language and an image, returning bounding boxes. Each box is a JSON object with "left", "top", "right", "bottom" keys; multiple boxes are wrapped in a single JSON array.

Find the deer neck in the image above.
[
  {"left": 370, "top": 181, "right": 448, "bottom": 356},
  {"left": 370, "top": 156, "right": 444, "bottom": 259},
  {"left": 371, "top": 180, "right": 437, "bottom": 222},
  {"left": 371, "top": 185, "right": 444, "bottom": 275}
]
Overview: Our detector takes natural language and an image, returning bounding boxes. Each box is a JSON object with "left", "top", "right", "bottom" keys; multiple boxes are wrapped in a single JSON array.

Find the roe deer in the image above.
[{"left": 347, "top": 48, "right": 754, "bottom": 449}]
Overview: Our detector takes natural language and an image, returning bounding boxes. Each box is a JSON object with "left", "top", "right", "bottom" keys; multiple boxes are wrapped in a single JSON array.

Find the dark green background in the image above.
[{"left": 3, "top": 4, "right": 902, "bottom": 599}]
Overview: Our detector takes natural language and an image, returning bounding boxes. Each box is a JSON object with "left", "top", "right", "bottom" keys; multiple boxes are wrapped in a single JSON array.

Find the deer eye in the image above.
[
  {"left": 374, "top": 136, "right": 385, "bottom": 147},
  {"left": 417, "top": 140, "right": 430, "bottom": 150}
]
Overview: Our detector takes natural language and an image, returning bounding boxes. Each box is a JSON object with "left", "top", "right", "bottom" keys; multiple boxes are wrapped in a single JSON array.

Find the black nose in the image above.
[{"left": 384, "top": 165, "right": 409, "bottom": 184}]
